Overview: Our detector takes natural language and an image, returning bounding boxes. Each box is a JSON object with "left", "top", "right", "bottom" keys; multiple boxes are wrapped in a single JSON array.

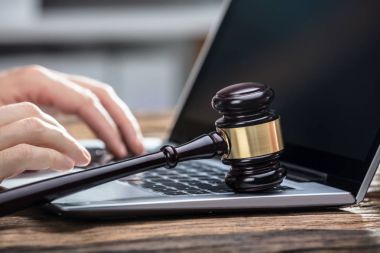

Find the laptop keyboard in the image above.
[
  {"left": 122, "top": 161, "right": 232, "bottom": 195},
  {"left": 85, "top": 147, "right": 293, "bottom": 196},
  {"left": 86, "top": 148, "right": 114, "bottom": 168}
]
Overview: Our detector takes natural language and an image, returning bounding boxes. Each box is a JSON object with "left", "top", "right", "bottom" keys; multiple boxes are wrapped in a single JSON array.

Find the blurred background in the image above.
[{"left": 0, "top": 0, "right": 223, "bottom": 112}]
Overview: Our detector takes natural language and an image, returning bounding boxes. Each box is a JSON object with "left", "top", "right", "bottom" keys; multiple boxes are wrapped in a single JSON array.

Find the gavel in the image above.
[{"left": 0, "top": 82, "right": 286, "bottom": 216}]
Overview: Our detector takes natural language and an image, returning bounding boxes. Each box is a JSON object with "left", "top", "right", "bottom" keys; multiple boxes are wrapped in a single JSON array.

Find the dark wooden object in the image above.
[
  {"left": 0, "top": 133, "right": 226, "bottom": 216},
  {"left": 213, "top": 83, "right": 286, "bottom": 192},
  {"left": 0, "top": 114, "right": 379, "bottom": 252},
  {"left": 0, "top": 82, "right": 285, "bottom": 216}
]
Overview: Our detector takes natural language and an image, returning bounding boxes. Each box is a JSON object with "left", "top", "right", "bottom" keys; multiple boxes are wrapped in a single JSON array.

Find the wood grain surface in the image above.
[{"left": 0, "top": 112, "right": 379, "bottom": 253}]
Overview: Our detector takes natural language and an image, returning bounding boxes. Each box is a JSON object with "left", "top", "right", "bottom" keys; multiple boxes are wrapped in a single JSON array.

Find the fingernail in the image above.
[
  {"left": 137, "top": 132, "right": 144, "bottom": 143},
  {"left": 135, "top": 139, "right": 145, "bottom": 155},
  {"left": 117, "top": 142, "right": 127, "bottom": 158},
  {"left": 76, "top": 151, "right": 91, "bottom": 167},
  {"left": 133, "top": 133, "right": 145, "bottom": 154},
  {"left": 81, "top": 147, "right": 91, "bottom": 160},
  {"left": 76, "top": 159, "right": 90, "bottom": 167}
]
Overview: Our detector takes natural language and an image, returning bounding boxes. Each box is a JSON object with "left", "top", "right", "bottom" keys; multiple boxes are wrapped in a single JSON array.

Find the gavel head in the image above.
[{"left": 212, "top": 82, "right": 286, "bottom": 192}]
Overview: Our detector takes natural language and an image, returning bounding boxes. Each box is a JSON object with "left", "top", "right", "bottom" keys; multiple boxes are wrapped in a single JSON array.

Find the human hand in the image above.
[
  {"left": 0, "top": 102, "right": 91, "bottom": 181},
  {"left": 0, "top": 65, "right": 144, "bottom": 159}
]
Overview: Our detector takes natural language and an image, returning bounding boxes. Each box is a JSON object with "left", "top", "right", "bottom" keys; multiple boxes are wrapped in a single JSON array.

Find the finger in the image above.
[
  {"left": 0, "top": 102, "right": 65, "bottom": 131},
  {"left": 64, "top": 74, "right": 144, "bottom": 155},
  {"left": 0, "top": 117, "right": 90, "bottom": 166},
  {"left": 28, "top": 69, "right": 127, "bottom": 158},
  {"left": 0, "top": 144, "right": 75, "bottom": 181}
]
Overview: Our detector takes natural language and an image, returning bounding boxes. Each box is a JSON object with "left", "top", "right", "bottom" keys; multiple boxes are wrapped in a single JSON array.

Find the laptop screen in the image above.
[{"left": 170, "top": 0, "right": 380, "bottom": 195}]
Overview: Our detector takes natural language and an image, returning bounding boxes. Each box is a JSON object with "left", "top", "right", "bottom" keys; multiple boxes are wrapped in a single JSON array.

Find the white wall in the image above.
[{"left": 0, "top": 0, "right": 223, "bottom": 111}]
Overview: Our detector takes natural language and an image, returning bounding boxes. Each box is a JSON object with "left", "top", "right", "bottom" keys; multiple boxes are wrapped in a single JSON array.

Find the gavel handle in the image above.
[{"left": 0, "top": 132, "right": 226, "bottom": 217}]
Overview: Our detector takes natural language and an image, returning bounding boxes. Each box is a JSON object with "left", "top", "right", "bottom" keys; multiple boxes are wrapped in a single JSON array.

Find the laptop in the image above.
[{"left": 3, "top": 0, "right": 380, "bottom": 218}]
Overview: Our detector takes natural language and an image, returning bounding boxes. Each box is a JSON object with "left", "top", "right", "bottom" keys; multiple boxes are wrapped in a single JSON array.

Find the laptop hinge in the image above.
[{"left": 281, "top": 161, "right": 328, "bottom": 183}]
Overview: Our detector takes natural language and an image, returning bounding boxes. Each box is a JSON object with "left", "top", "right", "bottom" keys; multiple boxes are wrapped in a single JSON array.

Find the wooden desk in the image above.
[{"left": 1, "top": 112, "right": 380, "bottom": 252}]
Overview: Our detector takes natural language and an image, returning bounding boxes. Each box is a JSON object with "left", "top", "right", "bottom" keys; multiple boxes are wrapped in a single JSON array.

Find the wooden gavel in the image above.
[{"left": 0, "top": 82, "right": 286, "bottom": 216}]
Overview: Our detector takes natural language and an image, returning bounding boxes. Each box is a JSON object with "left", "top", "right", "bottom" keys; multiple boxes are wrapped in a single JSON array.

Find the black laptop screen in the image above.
[{"left": 170, "top": 0, "right": 380, "bottom": 194}]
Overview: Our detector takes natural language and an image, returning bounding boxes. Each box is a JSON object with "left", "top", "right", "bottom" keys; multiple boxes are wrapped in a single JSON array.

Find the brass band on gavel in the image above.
[{"left": 217, "top": 118, "right": 284, "bottom": 159}]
